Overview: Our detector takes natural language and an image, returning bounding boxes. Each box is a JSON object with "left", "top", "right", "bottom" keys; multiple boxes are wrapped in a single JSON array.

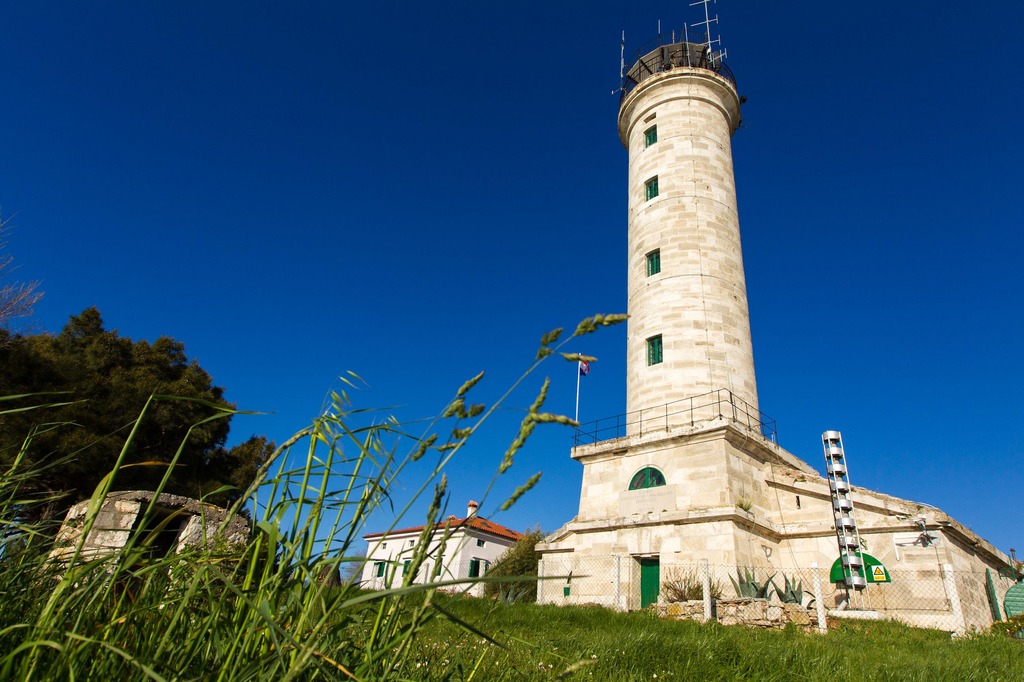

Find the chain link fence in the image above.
[{"left": 538, "top": 555, "right": 1017, "bottom": 634}]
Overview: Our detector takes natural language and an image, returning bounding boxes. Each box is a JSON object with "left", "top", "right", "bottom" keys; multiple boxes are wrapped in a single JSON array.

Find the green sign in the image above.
[
  {"left": 1004, "top": 581, "right": 1024, "bottom": 618},
  {"left": 829, "top": 552, "right": 891, "bottom": 584}
]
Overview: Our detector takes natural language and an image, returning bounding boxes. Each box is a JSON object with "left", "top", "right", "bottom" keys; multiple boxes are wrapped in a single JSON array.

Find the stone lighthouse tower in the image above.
[
  {"left": 536, "top": 26, "right": 811, "bottom": 602},
  {"left": 619, "top": 42, "right": 758, "bottom": 422}
]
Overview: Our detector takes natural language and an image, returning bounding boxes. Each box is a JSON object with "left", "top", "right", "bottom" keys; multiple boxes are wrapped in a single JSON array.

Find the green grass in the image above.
[{"left": 394, "top": 597, "right": 1024, "bottom": 681}]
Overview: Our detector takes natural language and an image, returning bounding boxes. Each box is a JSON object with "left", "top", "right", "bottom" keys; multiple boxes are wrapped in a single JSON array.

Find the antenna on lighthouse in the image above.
[
  {"left": 619, "top": 30, "right": 625, "bottom": 81},
  {"left": 689, "top": 0, "right": 727, "bottom": 63}
]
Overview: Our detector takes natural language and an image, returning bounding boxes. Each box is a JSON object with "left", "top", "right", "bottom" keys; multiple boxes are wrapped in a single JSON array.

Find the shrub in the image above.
[
  {"left": 661, "top": 566, "right": 723, "bottom": 602},
  {"left": 483, "top": 528, "right": 547, "bottom": 602},
  {"left": 990, "top": 613, "right": 1024, "bottom": 640}
]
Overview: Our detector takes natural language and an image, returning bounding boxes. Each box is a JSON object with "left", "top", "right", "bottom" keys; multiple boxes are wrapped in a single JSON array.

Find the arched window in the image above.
[{"left": 629, "top": 467, "right": 666, "bottom": 490}]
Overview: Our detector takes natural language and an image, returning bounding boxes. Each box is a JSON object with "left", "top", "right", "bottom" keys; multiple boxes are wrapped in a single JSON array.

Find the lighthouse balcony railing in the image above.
[
  {"left": 621, "top": 36, "right": 736, "bottom": 103},
  {"left": 573, "top": 388, "right": 776, "bottom": 447}
]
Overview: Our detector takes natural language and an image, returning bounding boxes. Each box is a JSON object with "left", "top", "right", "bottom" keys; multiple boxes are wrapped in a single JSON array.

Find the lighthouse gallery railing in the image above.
[{"left": 573, "top": 388, "right": 776, "bottom": 447}]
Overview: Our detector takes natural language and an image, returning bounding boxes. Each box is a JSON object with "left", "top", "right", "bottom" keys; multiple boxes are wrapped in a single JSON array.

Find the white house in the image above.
[{"left": 361, "top": 501, "right": 522, "bottom": 597}]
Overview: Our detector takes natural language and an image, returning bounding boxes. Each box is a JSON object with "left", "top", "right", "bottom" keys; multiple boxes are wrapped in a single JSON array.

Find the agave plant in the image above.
[
  {"left": 775, "top": 574, "right": 805, "bottom": 604},
  {"left": 730, "top": 567, "right": 776, "bottom": 599}
]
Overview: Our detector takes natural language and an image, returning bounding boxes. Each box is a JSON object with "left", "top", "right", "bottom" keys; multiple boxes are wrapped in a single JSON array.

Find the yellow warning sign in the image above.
[{"left": 830, "top": 553, "right": 890, "bottom": 584}]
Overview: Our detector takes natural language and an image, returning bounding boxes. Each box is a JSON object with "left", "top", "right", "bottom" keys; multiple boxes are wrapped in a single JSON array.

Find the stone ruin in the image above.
[{"left": 49, "top": 490, "right": 250, "bottom": 565}]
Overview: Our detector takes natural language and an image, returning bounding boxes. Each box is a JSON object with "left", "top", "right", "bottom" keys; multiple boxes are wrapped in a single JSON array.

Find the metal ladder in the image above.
[{"left": 823, "top": 430, "right": 867, "bottom": 607}]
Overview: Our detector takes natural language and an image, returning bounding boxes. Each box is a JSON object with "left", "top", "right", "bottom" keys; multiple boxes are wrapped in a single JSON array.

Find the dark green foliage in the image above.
[
  {"left": 0, "top": 308, "right": 272, "bottom": 516},
  {"left": 483, "top": 528, "right": 546, "bottom": 602},
  {"left": 217, "top": 434, "right": 276, "bottom": 504}
]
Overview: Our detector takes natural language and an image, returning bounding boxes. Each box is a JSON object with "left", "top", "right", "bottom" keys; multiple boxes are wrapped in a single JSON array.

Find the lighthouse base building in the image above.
[
  {"left": 535, "top": 36, "right": 1015, "bottom": 633},
  {"left": 536, "top": 416, "right": 1014, "bottom": 632}
]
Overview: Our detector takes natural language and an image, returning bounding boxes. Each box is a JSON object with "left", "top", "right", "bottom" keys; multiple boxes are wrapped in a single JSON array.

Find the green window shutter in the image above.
[
  {"left": 629, "top": 467, "right": 666, "bottom": 490},
  {"left": 645, "top": 176, "right": 659, "bottom": 201},
  {"left": 403, "top": 560, "right": 411, "bottom": 576},
  {"left": 629, "top": 470, "right": 646, "bottom": 489},
  {"left": 646, "top": 249, "right": 661, "bottom": 276},
  {"left": 647, "top": 335, "right": 663, "bottom": 365},
  {"left": 374, "top": 561, "right": 385, "bottom": 577},
  {"left": 644, "top": 125, "right": 657, "bottom": 147},
  {"left": 469, "top": 559, "right": 481, "bottom": 578}
]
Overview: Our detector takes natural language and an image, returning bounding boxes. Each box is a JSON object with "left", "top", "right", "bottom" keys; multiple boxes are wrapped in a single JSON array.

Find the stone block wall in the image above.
[
  {"left": 618, "top": 67, "right": 757, "bottom": 419},
  {"left": 49, "top": 490, "right": 250, "bottom": 566},
  {"left": 658, "top": 598, "right": 818, "bottom": 631}
]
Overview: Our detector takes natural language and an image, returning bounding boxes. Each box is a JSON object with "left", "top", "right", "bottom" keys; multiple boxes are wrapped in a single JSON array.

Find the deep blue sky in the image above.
[{"left": 2, "top": 2, "right": 1022, "bottom": 557}]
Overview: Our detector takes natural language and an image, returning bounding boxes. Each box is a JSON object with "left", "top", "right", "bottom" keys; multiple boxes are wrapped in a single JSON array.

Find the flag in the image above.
[{"left": 579, "top": 361, "right": 590, "bottom": 377}]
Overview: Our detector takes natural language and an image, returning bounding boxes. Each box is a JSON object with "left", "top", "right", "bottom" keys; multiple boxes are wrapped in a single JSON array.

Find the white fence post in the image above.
[
  {"left": 615, "top": 555, "right": 622, "bottom": 611},
  {"left": 811, "top": 561, "right": 828, "bottom": 634},
  {"left": 942, "top": 563, "right": 966, "bottom": 636},
  {"left": 702, "top": 559, "right": 713, "bottom": 622},
  {"left": 537, "top": 558, "right": 544, "bottom": 603}
]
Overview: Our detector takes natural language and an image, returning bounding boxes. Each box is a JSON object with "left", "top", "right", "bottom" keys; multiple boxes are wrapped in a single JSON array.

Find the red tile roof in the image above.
[{"left": 364, "top": 516, "right": 523, "bottom": 542}]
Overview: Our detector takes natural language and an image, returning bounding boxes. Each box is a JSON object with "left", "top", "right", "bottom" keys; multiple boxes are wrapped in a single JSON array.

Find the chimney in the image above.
[{"left": 467, "top": 500, "right": 479, "bottom": 518}]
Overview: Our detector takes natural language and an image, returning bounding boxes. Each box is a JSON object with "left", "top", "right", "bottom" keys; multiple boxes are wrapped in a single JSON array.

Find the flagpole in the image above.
[{"left": 575, "top": 361, "right": 582, "bottom": 423}]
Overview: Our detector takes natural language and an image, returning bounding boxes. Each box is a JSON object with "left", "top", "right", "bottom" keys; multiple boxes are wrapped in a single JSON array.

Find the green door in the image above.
[{"left": 640, "top": 558, "right": 661, "bottom": 608}]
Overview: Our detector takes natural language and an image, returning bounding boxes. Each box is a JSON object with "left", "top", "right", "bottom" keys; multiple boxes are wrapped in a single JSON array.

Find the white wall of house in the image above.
[{"left": 361, "top": 524, "right": 517, "bottom": 597}]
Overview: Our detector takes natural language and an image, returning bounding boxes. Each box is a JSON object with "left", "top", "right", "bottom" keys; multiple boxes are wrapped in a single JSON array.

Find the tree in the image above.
[
  {"left": 0, "top": 307, "right": 273, "bottom": 518},
  {"left": 483, "top": 528, "right": 546, "bottom": 602},
  {"left": 0, "top": 216, "right": 43, "bottom": 329}
]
